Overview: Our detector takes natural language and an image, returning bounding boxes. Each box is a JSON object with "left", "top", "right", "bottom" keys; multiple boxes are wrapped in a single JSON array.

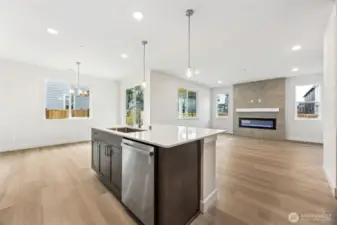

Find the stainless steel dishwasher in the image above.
[{"left": 121, "top": 138, "right": 154, "bottom": 225}]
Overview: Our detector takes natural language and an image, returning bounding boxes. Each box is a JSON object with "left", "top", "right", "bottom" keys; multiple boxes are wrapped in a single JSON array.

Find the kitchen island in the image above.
[{"left": 91, "top": 125, "right": 225, "bottom": 225}]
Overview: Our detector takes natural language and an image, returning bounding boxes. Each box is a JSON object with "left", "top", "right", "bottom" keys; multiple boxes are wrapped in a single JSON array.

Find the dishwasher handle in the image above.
[{"left": 121, "top": 143, "right": 154, "bottom": 157}]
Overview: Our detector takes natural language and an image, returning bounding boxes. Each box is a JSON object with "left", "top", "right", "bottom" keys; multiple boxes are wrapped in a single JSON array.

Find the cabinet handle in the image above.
[{"left": 105, "top": 146, "right": 107, "bottom": 156}]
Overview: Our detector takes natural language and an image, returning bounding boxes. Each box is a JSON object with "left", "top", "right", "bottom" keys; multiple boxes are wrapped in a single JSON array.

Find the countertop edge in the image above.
[{"left": 92, "top": 127, "right": 226, "bottom": 148}]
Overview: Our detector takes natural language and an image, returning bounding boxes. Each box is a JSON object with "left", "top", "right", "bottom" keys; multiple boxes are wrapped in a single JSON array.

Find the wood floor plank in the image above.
[{"left": 0, "top": 135, "right": 335, "bottom": 225}]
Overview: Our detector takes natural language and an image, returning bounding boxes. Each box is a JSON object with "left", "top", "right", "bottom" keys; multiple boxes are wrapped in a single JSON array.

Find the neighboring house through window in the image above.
[
  {"left": 216, "top": 93, "right": 229, "bottom": 117},
  {"left": 178, "top": 88, "right": 197, "bottom": 118},
  {"left": 45, "top": 79, "right": 90, "bottom": 119},
  {"left": 295, "top": 84, "right": 320, "bottom": 119}
]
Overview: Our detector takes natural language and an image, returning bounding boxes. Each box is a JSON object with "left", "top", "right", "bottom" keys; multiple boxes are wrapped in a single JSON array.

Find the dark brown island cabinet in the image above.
[
  {"left": 92, "top": 129, "right": 123, "bottom": 198},
  {"left": 91, "top": 126, "right": 224, "bottom": 225}
]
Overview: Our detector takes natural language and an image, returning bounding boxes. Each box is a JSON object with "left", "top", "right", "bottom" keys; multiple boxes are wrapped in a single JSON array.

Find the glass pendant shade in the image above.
[
  {"left": 142, "top": 80, "right": 147, "bottom": 88},
  {"left": 186, "top": 67, "right": 193, "bottom": 78}
]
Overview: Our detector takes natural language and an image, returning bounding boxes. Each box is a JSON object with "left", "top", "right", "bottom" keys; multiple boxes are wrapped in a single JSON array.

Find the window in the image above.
[
  {"left": 126, "top": 85, "right": 144, "bottom": 126},
  {"left": 295, "top": 85, "right": 320, "bottom": 119},
  {"left": 178, "top": 88, "right": 197, "bottom": 118},
  {"left": 45, "top": 80, "right": 90, "bottom": 119},
  {"left": 216, "top": 94, "right": 229, "bottom": 117}
]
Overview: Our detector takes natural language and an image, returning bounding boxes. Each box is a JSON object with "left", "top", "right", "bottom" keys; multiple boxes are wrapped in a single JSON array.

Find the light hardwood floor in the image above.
[{"left": 0, "top": 135, "right": 335, "bottom": 225}]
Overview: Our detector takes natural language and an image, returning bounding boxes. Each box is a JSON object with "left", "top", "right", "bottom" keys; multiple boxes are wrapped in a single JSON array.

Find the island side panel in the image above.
[
  {"left": 200, "top": 135, "right": 218, "bottom": 213},
  {"left": 156, "top": 140, "right": 201, "bottom": 225}
]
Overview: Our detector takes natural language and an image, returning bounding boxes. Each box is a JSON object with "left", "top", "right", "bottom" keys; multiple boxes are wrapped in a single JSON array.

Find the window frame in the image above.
[
  {"left": 45, "top": 79, "right": 91, "bottom": 120},
  {"left": 294, "top": 84, "right": 321, "bottom": 120},
  {"left": 216, "top": 93, "right": 229, "bottom": 119},
  {"left": 177, "top": 88, "right": 198, "bottom": 120}
]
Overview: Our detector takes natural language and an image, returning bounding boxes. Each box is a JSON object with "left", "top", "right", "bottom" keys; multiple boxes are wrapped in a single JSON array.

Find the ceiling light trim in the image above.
[
  {"left": 133, "top": 12, "right": 144, "bottom": 21},
  {"left": 292, "top": 45, "right": 302, "bottom": 51},
  {"left": 121, "top": 53, "right": 129, "bottom": 59},
  {"left": 47, "top": 28, "right": 58, "bottom": 35}
]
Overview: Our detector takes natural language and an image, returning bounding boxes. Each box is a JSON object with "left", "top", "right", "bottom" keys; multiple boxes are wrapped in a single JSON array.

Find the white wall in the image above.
[
  {"left": 285, "top": 73, "right": 324, "bottom": 143},
  {"left": 211, "top": 86, "right": 234, "bottom": 133},
  {"left": 323, "top": 4, "right": 337, "bottom": 194},
  {"left": 150, "top": 71, "right": 211, "bottom": 128},
  {"left": 0, "top": 59, "right": 118, "bottom": 151}
]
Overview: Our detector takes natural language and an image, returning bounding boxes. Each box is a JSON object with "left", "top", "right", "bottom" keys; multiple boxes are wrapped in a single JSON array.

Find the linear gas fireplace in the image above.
[{"left": 239, "top": 118, "right": 276, "bottom": 130}]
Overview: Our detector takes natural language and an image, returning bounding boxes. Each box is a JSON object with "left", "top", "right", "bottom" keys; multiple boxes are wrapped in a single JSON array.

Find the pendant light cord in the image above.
[
  {"left": 186, "top": 9, "right": 194, "bottom": 69},
  {"left": 76, "top": 62, "right": 80, "bottom": 87},
  {"left": 143, "top": 42, "right": 146, "bottom": 81},
  {"left": 142, "top": 41, "right": 147, "bottom": 82},
  {"left": 188, "top": 13, "right": 191, "bottom": 68}
]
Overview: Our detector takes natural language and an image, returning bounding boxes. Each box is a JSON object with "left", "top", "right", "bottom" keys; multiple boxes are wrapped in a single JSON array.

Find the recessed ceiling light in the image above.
[
  {"left": 194, "top": 70, "right": 200, "bottom": 75},
  {"left": 47, "top": 28, "right": 58, "bottom": 35},
  {"left": 217, "top": 80, "right": 223, "bottom": 84},
  {"left": 133, "top": 12, "right": 143, "bottom": 21},
  {"left": 121, "top": 53, "right": 129, "bottom": 59},
  {"left": 292, "top": 45, "right": 302, "bottom": 51},
  {"left": 292, "top": 68, "right": 299, "bottom": 72}
]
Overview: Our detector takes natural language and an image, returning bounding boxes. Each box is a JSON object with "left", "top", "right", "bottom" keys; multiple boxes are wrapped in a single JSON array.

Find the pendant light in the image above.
[
  {"left": 186, "top": 9, "right": 194, "bottom": 78},
  {"left": 142, "top": 40, "right": 148, "bottom": 88},
  {"left": 76, "top": 62, "right": 83, "bottom": 95}
]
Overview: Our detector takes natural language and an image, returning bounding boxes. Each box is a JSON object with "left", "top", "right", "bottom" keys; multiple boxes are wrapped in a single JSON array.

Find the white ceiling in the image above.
[{"left": 0, "top": 0, "right": 333, "bottom": 87}]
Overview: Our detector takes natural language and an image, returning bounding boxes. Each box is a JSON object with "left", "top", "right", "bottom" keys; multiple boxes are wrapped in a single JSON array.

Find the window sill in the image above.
[
  {"left": 45, "top": 117, "right": 91, "bottom": 120},
  {"left": 177, "top": 117, "right": 199, "bottom": 120},
  {"left": 294, "top": 117, "right": 321, "bottom": 121},
  {"left": 216, "top": 116, "right": 229, "bottom": 120}
]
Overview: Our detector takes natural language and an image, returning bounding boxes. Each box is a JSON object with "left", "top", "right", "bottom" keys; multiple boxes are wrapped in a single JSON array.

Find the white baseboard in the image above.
[
  {"left": 1, "top": 140, "right": 90, "bottom": 153},
  {"left": 200, "top": 189, "right": 218, "bottom": 213},
  {"left": 285, "top": 137, "right": 323, "bottom": 144},
  {"left": 324, "top": 168, "right": 336, "bottom": 198}
]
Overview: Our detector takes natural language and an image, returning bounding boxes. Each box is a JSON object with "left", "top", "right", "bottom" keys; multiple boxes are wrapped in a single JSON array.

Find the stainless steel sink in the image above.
[{"left": 108, "top": 127, "right": 144, "bottom": 133}]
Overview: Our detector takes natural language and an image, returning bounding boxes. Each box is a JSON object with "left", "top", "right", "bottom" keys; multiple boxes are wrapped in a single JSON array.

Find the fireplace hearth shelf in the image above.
[{"left": 236, "top": 108, "right": 279, "bottom": 112}]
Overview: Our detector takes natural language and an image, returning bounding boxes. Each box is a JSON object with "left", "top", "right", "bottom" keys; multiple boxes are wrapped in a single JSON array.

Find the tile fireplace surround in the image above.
[{"left": 233, "top": 78, "right": 286, "bottom": 140}]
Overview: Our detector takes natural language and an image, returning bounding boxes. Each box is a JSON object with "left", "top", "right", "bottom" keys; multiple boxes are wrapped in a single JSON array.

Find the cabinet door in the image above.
[
  {"left": 110, "top": 146, "right": 122, "bottom": 194},
  {"left": 99, "top": 142, "right": 111, "bottom": 182},
  {"left": 91, "top": 141, "right": 100, "bottom": 173}
]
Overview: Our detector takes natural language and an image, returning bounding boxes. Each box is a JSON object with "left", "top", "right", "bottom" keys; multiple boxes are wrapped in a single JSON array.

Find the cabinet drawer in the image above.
[
  {"left": 100, "top": 132, "right": 122, "bottom": 148},
  {"left": 91, "top": 129, "right": 122, "bottom": 148}
]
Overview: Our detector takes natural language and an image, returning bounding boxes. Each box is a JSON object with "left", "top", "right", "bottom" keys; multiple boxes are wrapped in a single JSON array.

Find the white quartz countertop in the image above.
[{"left": 93, "top": 124, "right": 226, "bottom": 148}]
